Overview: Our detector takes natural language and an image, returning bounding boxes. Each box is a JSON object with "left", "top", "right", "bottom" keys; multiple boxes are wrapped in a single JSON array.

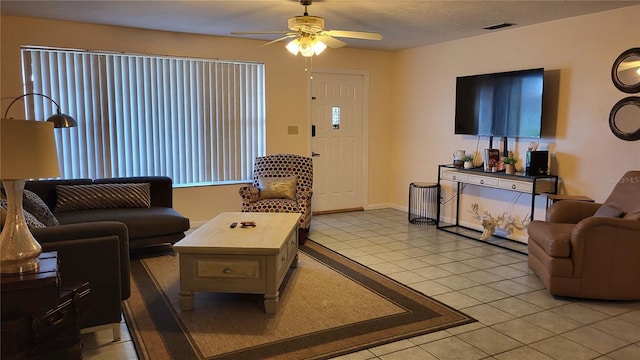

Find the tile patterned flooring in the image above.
[{"left": 83, "top": 208, "right": 640, "bottom": 359}]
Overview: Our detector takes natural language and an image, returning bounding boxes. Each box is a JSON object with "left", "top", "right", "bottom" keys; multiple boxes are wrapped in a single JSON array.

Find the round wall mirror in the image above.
[
  {"left": 612, "top": 48, "right": 640, "bottom": 93},
  {"left": 609, "top": 96, "right": 640, "bottom": 141}
]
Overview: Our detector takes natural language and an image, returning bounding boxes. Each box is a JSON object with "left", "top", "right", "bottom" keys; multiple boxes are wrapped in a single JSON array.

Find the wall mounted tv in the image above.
[{"left": 454, "top": 68, "right": 544, "bottom": 138}]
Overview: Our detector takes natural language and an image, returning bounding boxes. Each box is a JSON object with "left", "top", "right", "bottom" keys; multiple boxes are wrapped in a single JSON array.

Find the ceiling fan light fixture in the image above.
[
  {"left": 312, "top": 39, "right": 327, "bottom": 55},
  {"left": 287, "top": 36, "right": 326, "bottom": 57},
  {"left": 234, "top": 0, "right": 381, "bottom": 57},
  {"left": 286, "top": 39, "right": 301, "bottom": 55}
]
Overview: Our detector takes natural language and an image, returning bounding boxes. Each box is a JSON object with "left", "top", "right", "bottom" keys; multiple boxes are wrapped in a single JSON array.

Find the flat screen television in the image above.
[{"left": 454, "top": 68, "right": 544, "bottom": 138}]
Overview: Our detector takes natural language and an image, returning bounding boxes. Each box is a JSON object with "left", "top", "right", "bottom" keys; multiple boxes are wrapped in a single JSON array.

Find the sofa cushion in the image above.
[
  {"left": 245, "top": 198, "right": 301, "bottom": 214},
  {"left": 593, "top": 204, "right": 625, "bottom": 218},
  {"left": 258, "top": 176, "right": 297, "bottom": 201},
  {"left": 55, "top": 183, "right": 151, "bottom": 212},
  {"left": 527, "top": 221, "right": 575, "bottom": 258},
  {"left": 55, "top": 207, "right": 190, "bottom": 240},
  {"left": 23, "top": 189, "right": 59, "bottom": 226}
]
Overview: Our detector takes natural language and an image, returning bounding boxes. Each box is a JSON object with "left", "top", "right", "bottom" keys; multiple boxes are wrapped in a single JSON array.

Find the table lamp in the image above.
[{"left": 0, "top": 118, "right": 61, "bottom": 273}]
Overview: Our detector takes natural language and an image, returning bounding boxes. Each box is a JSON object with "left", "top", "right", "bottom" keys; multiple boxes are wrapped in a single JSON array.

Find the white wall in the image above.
[{"left": 390, "top": 5, "right": 640, "bottom": 240}]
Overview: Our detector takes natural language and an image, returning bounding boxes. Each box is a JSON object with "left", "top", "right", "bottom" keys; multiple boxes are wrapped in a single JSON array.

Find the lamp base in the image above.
[
  {"left": 0, "top": 257, "right": 40, "bottom": 274},
  {"left": 0, "top": 179, "right": 42, "bottom": 274}
]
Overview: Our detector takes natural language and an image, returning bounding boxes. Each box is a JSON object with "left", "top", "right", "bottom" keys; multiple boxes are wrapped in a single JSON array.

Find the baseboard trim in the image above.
[{"left": 313, "top": 207, "right": 364, "bottom": 215}]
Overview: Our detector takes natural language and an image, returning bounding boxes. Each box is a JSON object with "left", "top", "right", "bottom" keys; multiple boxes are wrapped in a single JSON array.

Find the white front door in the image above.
[{"left": 310, "top": 71, "right": 365, "bottom": 213}]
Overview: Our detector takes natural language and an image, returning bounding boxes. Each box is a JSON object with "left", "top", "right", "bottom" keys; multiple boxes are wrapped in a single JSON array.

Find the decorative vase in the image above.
[
  {"left": 464, "top": 161, "right": 474, "bottom": 169},
  {"left": 505, "top": 164, "right": 515, "bottom": 175}
]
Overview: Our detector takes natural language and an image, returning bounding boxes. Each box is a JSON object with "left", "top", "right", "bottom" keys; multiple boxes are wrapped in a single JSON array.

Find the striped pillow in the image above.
[{"left": 55, "top": 183, "right": 151, "bottom": 212}]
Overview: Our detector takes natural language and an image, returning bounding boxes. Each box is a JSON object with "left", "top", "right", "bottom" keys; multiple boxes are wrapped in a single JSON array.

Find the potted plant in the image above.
[
  {"left": 462, "top": 155, "right": 475, "bottom": 169},
  {"left": 502, "top": 156, "right": 518, "bottom": 174}
]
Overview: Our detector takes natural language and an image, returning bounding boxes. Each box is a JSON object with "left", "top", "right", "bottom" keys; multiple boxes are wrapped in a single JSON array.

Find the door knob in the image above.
[{"left": 312, "top": 152, "right": 320, "bottom": 157}]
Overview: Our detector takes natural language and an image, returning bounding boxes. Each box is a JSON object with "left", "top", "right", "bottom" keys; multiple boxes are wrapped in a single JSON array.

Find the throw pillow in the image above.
[
  {"left": 593, "top": 204, "right": 625, "bottom": 218},
  {"left": 55, "top": 183, "right": 152, "bottom": 212},
  {"left": 258, "top": 176, "right": 298, "bottom": 201},
  {"left": 23, "top": 189, "right": 59, "bottom": 226},
  {"left": 0, "top": 198, "right": 45, "bottom": 229}
]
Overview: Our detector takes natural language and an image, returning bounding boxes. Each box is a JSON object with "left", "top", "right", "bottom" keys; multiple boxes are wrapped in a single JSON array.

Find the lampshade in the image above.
[
  {"left": 0, "top": 119, "right": 60, "bottom": 273},
  {"left": 0, "top": 119, "right": 61, "bottom": 180},
  {"left": 3, "top": 92, "right": 77, "bottom": 128},
  {"left": 286, "top": 36, "right": 327, "bottom": 57}
]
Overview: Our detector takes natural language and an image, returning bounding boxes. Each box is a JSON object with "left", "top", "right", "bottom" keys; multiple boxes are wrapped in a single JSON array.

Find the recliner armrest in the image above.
[
  {"left": 546, "top": 201, "right": 603, "bottom": 223},
  {"left": 570, "top": 217, "right": 640, "bottom": 279}
]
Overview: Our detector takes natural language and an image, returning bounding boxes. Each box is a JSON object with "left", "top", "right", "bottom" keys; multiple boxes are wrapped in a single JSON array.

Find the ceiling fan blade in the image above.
[
  {"left": 260, "top": 34, "right": 297, "bottom": 47},
  {"left": 324, "top": 30, "right": 383, "bottom": 41},
  {"left": 316, "top": 35, "right": 346, "bottom": 49},
  {"left": 230, "top": 31, "right": 290, "bottom": 35}
]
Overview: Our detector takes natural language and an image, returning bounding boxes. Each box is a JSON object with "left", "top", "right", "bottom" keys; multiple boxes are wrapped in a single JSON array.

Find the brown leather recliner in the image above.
[{"left": 528, "top": 170, "right": 640, "bottom": 300}]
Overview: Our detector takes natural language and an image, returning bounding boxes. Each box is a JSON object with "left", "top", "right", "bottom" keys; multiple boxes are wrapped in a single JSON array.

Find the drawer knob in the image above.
[
  {"left": 480, "top": 180, "right": 484, "bottom": 184},
  {"left": 222, "top": 268, "right": 232, "bottom": 274},
  {"left": 452, "top": 176, "right": 457, "bottom": 180},
  {"left": 512, "top": 184, "right": 517, "bottom": 189}
]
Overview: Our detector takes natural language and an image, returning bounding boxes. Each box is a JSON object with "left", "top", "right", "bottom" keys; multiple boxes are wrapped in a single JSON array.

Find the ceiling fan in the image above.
[{"left": 230, "top": 0, "right": 383, "bottom": 57}]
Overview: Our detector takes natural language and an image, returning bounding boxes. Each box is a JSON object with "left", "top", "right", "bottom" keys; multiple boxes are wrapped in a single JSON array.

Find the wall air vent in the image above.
[{"left": 483, "top": 23, "right": 516, "bottom": 30}]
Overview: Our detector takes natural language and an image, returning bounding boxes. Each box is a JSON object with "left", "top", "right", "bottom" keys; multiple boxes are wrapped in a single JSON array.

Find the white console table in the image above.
[{"left": 436, "top": 164, "right": 559, "bottom": 253}]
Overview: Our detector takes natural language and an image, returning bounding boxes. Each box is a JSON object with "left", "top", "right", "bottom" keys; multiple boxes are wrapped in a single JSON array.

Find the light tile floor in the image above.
[{"left": 83, "top": 208, "right": 640, "bottom": 359}]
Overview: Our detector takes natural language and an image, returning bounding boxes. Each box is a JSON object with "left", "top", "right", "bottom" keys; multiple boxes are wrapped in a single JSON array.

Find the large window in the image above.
[{"left": 21, "top": 47, "right": 265, "bottom": 186}]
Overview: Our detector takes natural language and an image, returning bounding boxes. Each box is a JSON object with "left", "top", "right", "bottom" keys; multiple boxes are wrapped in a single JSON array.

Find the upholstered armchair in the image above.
[
  {"left": 239, "top": 154, "right": 313, "bottom": 244},
  {"left": 31, "top": 221, "right": 130, "bottom": 341},
  {"left": 527, "top": 170, "right": 640, "bottom": 300}
]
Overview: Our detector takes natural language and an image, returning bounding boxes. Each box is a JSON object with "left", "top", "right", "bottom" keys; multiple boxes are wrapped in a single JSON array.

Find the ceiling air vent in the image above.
[{"left": 483, "top": 23, "right": 516, "bottom": 30}]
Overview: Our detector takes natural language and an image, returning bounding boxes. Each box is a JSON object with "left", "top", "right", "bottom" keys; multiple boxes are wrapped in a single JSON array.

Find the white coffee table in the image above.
[{"left": 173, "top": 212, "right": 301, "bottom": 313}]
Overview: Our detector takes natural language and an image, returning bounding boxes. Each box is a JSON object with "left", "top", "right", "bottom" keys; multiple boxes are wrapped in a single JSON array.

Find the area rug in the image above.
[{"left": 123, "top": 240, "right": 475, "bottom": 360}]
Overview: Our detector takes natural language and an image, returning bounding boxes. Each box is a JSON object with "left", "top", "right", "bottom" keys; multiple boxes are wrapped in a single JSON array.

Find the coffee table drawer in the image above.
[
  {"left": 179, "top": 254, "right": 268, "bottom": 294},
  {"left": 197, "top": 258, "right": 261, "bottom": 279}
]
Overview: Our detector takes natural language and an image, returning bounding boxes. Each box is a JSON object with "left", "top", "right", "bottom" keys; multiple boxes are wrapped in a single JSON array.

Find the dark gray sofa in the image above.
[{"left": 25, "top": 176, "right": 190, "bottom": 249}]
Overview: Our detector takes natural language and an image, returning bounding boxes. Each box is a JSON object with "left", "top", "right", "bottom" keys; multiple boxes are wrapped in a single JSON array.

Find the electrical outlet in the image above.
[{"left": 287, "top": 126, "right": 299, "bottom": 135}]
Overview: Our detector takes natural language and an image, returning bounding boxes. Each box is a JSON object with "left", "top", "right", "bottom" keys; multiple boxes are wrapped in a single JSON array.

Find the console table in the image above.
[{"left": 436, "top": 164, "right": 559, "bottom": 252}]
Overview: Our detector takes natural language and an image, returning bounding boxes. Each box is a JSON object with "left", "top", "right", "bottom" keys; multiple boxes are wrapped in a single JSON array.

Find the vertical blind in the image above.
[{"left": 21, "top": 47, "right": 265, "bottom": 186}]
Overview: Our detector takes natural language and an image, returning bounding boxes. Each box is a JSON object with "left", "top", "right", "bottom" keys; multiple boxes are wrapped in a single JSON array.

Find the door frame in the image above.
[{"left": 308, "top": 68, "right": 370, "bottom": 211}]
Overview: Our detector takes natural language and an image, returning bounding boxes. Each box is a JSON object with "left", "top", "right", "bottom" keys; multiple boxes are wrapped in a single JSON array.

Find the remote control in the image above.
[{"left": 230, "top": 222, "right": 237, "bottom": 228}]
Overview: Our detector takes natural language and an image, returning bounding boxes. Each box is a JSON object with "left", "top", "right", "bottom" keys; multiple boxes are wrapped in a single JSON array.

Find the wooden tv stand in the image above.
[{"left": 436, "top": 164, "right": 559, "bottom": 253}]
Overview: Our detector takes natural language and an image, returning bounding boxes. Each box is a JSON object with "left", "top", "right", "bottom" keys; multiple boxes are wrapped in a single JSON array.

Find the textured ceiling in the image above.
[{"left": 1, "top": 0, "right": 638, "bottom": 51}]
